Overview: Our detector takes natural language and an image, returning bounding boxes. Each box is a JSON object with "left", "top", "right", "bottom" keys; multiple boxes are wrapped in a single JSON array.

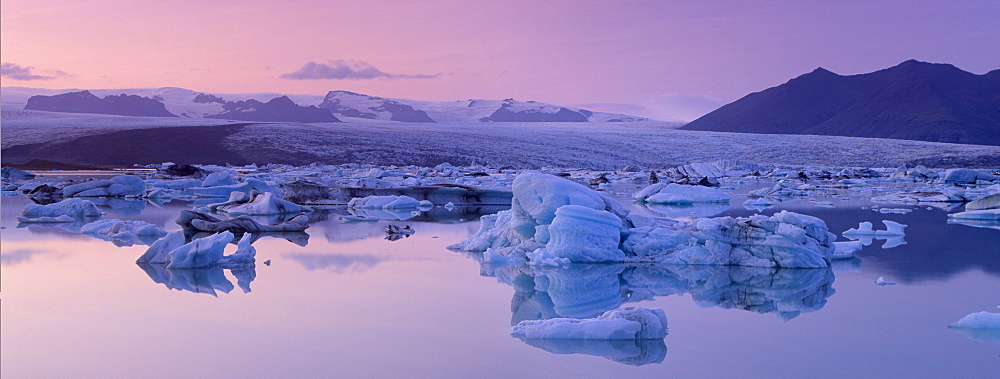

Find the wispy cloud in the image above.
[
  {"left": 280, "top": 60, "right": 440, "bottom": 80},
  {"left": 1, "top": 63, "right": 68, "bottom": 81}
]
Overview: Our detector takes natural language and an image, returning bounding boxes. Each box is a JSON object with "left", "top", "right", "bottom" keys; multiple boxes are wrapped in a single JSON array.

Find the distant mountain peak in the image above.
[{"left": 680, "top": 60, "right": 1000, "bottom": 146}]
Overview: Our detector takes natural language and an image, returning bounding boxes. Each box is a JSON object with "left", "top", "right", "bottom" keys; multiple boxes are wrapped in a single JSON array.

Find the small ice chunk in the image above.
[
  {"left": 949, "top": 312, "right": 1000, "bottom": 330},
  {"left": 843, "top": 221, "right": 876, "bottom": 236},
  {"left": 511, "top": 306, "right": 668, "bottom": 340},
  {"left": 875, "top": 220, "right": 906, "bottom": 236},
  {"left": 874, "top": 277, "right": 896, "bottom": 285},
  {"left": 832, "top": 241, "right": 863, "bottom": 259}
]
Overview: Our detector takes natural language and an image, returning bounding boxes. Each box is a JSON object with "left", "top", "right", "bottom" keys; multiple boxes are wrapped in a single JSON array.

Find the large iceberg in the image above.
[
  {"left": 63, "top": 175, "right": 145, "bottom": 197},
  {"left": 511, "top": 306, "right": 668, "bottom": 340},
  {"left": 452, "top": 172, "right": 833, "bottom": 268},
  {"left": 189, "top": 178, "right": 276, "bottom": 198}
]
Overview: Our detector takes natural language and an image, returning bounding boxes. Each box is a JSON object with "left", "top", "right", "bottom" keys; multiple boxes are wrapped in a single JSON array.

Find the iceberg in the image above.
[
  {"left": 167, "top": 231, "right": 235, "bottom": 269},
  {"left": 543, "top": 205, "right": 624, "bottom": 262},
  {"left": 20, "top": 198, "right": 103, "bottom": 220},
  {"left": 80, "top": 219, "right": 168, "bottom": 246},
  {"left": 511, "top": 306, "right": 668, "bottom": 340},
  {"left": 634, "top": 183, "right": 729, "bottom": 204},
  {"left": 949, "top": 312, "right": 1000, "bottom": 329},
  {"left": 347, "top": 195, "right": 433, "bottom": 210},
  {"left": 942, "top": 169, "right": 1000, "bottom": 184},
  {"left": 454, "top": 172, "right": 832, "bottom": 268},
  {"left": 189, "top": 178, "right": 276, "bottom": 198},
  {"left": 63, "top": 175, "right": 145, "bottom": 197},
  {"left": 136, "top": 230, "right": 187, "bottom": 263},
  {"left": 211, "top": 191, "right": 312, "bottom": 215},
  {"left": 176, "top": 210, "right": 310, "bottom": 233},
  {"left": 948, "top": 209, "right": 1000, "bottom": 221},
  {"left": 966, "top": 193, "right": 1000, "bottom": 211},
  {"left": 832, "top": 241, "right": 863, "bottom": 259},
  {"left": 2, "top": 166, "right": 36, "bottom": 180},
  {"left": 843, "top": 220, "right": 906, "bottom": 237}
]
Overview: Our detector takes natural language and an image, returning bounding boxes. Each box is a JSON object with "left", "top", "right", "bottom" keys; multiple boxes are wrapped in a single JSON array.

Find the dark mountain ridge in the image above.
[
  {"left": 24, "top": 90, "right": 177, "bottom": 117},
  {"left": 206, "top": 95, "right": 340, "bottom": 123},
  {"left": 680, "top": 60, "right": 1000, "bottom": 145}
]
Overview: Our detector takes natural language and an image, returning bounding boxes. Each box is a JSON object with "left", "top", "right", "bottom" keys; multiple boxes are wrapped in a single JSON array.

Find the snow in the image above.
[
  {"left": 511, "top": 307, "right": 668, "bottom": 340},
  {"left": 20, "top": 198, "right": 103, "bottom": 220},
  {"left": 634, "top": 183, "right": 730, "bottom": 204},
  {"left": 63, "top": 175, "right": 145, "bottom": 197}
]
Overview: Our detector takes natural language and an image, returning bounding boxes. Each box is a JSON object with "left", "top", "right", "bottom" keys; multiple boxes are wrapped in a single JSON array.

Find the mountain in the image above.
[
  {"left": 318, "top": 91, "right": 434, "bottom": 122},
  {"left": 316, "top": 90, "right": 647, "bottom": 123},
  {"left": 24, "top": 90, "right": 177, "bottom": 117},
  {"left": 680, "top": 60, "right": 1000, "bottom": 145},
  {"left": 205, "top": 95, "right": 340, "bottom": 123},
  {"left": 3, "top": 86, "right": 649, "bottom": 123}
]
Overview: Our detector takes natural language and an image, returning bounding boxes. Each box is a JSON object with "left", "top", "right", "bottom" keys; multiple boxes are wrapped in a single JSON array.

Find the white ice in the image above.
[
  {"left": 634, "top": 183, "right": 729, "bottom": 204},
  {"left": 167, "top": 231, "right": 234, "bottom": 269},
  {"left": 949, "top": 312, "right": 1000, "bottom": 329},
  {"left": 347, "top": 195, "right": 433, "bottom": 210},
  {"left": 81, "top": 219, "right": 167, "bottom": 246},
  {"left": 214, "top": 191, "right": 312, "bottom": 215},
  {"left": 19, "top": 198, "right": 103, "bottom": 221},
  {"left": 63, "top": 175, "right": 145, "bottom": 197}
]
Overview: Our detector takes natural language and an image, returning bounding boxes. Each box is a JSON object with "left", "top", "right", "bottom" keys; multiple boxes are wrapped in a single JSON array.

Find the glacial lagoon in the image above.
[{"left": 2, "top": 172, "right": 999, "bottom": 378}]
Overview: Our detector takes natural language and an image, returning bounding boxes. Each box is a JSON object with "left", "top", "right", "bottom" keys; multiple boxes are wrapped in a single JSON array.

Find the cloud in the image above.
[
  {"left": 1, "top": 63, "right": 67, "bottom": 81},
  {"left": 280, "top": 60, "right": 440, "bottom": 80}
]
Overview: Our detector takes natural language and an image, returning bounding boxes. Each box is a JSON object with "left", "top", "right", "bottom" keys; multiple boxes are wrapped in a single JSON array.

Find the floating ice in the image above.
[
  {"left": 832, "top": 241, "right": 863, "bottom": 259},
  {"left": 63, "top": 175, "right": 145, "bottom": 197},
  {"left": 136, "top": 230, "right": 187, "bottom": 263},
  {"left": 167, "top": 231, "right": 235, "bottom": 269},
  {"left": 544, "top": 205, "right": 624, "bottom": 262},
  {"left": 634, "top": 183, "right": 729, "bottom": 204},
  {"left": 2, "top": 166, "right": 35, "bottom": 180},
  {"left": 517, "top": 338, "right": 666, "bottom": 366},
  {"left": 81, "top": 219, "right": 167, "bottom": 246},
  {"left": 948, "top": 209, "right": 1000, "bottom": 221},
  {"left": 943, "top": 169, "right": 1000, "bottom": 184},
  {"left": 511, "top": 307, "right": 668, "bottom": 340},
  {"left": 875, "top": 277, "right": 896, "bottom": 285},
  {"left": 176, "top": 210, "right": 310, "bottom": 233},
  {"left": 949, "top": 312, "right": 1000, "bottom": 329},
  {"left": 966, "top": 193, "right": 1000, "bottom": 211},
  {"left": 189, "top": 178, "right": 276, "bottom": 198},
  {"left": 212, "top": 191, "right": 312, "bottom": 215},
  {"left": 201, "top": 172, "right": 237, "bottom": 187},
  {"left": 843, "top": 220, "right": 906, "bottom": 237},
  {"left": 19, "top": 198, "right": 103, "bottom": 223},
  {"left": 347, "top": 195, "right": 433, "bottom": 210}
]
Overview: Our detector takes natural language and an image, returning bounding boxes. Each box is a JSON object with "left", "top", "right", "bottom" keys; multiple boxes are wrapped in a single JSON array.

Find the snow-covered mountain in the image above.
[{"left": 1, "top": 86, "right": 648, "bottom": 123}]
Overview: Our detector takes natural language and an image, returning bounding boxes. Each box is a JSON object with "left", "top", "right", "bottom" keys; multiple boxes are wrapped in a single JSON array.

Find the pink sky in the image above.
[{"left": 2, "top": 0, "right": 998, "bottom": 121}]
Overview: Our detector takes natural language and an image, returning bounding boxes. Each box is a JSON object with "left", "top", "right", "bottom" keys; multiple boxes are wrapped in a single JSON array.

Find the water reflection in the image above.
[
  {"left": 639, "top": 202, "right": 728, "bottom": 219},
  {"left": 89, "top": 197, "right": 146, "bottom": 216},
  {"left": 137, "top": 263, "right": 255, "bottom": 296},
  {"left": 949, "top": 327, "right": 1000, "bottom": 344},
  {"left": 482, "top": 263, "right": 835, "bottom": 324},
  {"left": 516, "top": 337, "right": 667, "bottom": 366},
  {"left": 284, "top": 253, "right": 386, "bottom": 273}
]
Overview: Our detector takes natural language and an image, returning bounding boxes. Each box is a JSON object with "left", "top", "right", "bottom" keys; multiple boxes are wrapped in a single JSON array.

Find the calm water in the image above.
[{"left": 2, "top": 181, "right": 999, "bottom": 377}]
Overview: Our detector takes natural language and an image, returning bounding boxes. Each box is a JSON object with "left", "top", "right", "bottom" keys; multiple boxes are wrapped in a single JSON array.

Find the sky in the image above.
[{"left": 1, "top": 0, "right": 998, "bottom": 121}]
